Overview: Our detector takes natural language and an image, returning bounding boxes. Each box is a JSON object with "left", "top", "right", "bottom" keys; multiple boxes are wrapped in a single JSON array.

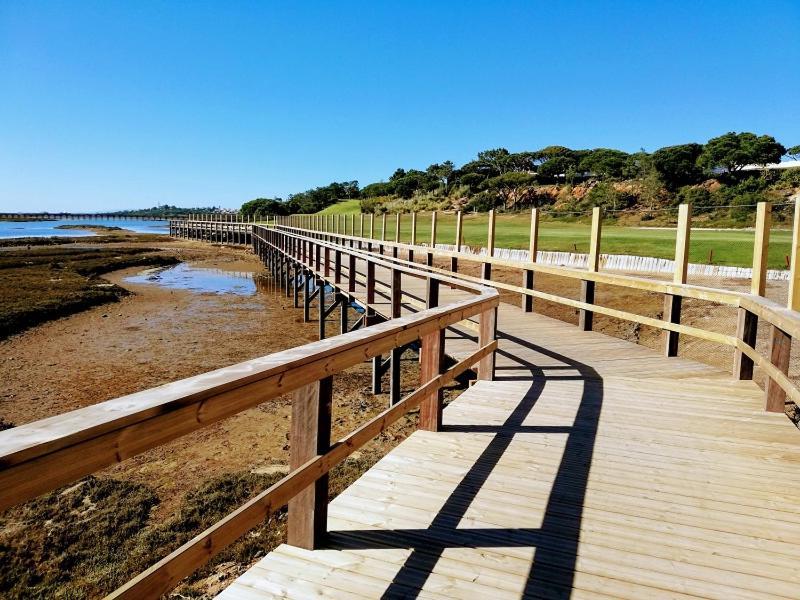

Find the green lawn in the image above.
[
  {"left": 314, "top": 206, "right": 792, "bottom": 270},
  {"left": 317, "top": 199, "right": 361, "bottom": 214}
]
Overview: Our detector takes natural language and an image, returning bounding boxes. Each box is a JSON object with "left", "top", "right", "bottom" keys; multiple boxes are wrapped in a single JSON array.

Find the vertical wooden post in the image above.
[
  {"left": 664, "top": 204, "right": 692, "bottom": 356},
  {"left": 788, "top": 198, "right": 800, "bottom": 312},
  {"left": 348, "top": 253, "right": 356, "bottom": 293},
  {"left": 482, "top": 209, "right": 496, "bottom": 280},
  {"left": 393, "top": 213, "right": 401, "bottom": 258},
  {"left": 409, "top": 211, "right": 417, "bottom": 262},
  {"left": 370, "top": 214, "right": 375, "bottom": 239},
  {"left": 303, "top": 272, "right": 312, "bottom": 322},
  {"left": 734, "top": 202, "right": 771, "bottom": 380},
  {"left": 318, "top": 282, "right": 326, "bottom": 340},
  {"left": 522, "top": 208, "right": 539, "bottom": 312},
  {"left": 579, "top": 207, "right": 602, "bottom": 331},
  {"left": 451, "top": 210, "right": 463, "bottom": 273},
  {"left": 288, "top": 377, "right": 332, "bottom": 550},
  {"left": 381, "top": 213, "right": 387, "bottom": 241},
  {"left": 477, "top": 307, "right": 497, "bottom": 381},
  {"left": 420, "top": 278, "right": 444, "bottom": 432},
  {"left": 390, "top": 269, "right": 402, "bottom": 405},
  {"left": 334, "top": 250, "right": 342, "bottom": 285},
  {"left": 359, "top": 213, "right": 365, "bottom": 238},
  {"left": 428, "top": 211, "right": 438, "bottom": 267},
  {"left": 339, "top": 295, "right": 348, "bottom": 334},
  {"left": 764, "top": 201, "right": 791, "bottom": 411}
]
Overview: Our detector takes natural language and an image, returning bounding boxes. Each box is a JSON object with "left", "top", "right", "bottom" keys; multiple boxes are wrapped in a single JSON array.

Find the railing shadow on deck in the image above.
[{"left": 327, "top": 334, "right": 603, "bottom": 598}]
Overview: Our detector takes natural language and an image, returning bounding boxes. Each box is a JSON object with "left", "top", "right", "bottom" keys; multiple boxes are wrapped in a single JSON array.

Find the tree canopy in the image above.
[
  {"left": 652, "top": 143, "right": 704, "bottom": 188},
  {"left": 698, "top": 132, "right": 785, "bottom": 173}
]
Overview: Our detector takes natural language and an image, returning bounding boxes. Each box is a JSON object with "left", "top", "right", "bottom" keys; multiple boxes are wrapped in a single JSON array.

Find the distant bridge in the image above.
[{"left": 0, "top": 212, "right": 176, "bottom": 221}]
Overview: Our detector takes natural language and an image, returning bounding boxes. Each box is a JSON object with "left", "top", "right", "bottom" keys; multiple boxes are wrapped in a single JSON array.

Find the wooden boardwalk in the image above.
[{"left": 218, "top": 265, "right": 800, "bottom": 599}]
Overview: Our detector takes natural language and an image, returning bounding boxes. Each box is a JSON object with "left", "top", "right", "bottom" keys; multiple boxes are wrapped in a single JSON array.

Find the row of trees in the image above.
[{"left": 240, "top": 132, "right": 799, "bottom": 216}]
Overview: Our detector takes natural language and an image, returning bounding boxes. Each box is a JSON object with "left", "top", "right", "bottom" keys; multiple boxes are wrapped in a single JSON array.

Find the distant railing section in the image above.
[
  {"left": 259, "top": 200, "right": 800, "bottom": 415},
  {"left": 0, "top": 226, "right": 497, "bottom": 599},
  {"left": 169, "top": 202, "right": 800, "bottom": 414}
]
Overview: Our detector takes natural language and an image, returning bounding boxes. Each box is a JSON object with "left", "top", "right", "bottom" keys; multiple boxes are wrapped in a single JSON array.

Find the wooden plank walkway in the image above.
[{"left": 218, "top": 259, "right": 800, "bottom": 599}]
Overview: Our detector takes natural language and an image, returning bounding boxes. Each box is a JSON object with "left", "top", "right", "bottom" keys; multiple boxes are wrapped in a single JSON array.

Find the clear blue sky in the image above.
[{"left": 1, "top": 1, "right": 798, "bottom": 212}]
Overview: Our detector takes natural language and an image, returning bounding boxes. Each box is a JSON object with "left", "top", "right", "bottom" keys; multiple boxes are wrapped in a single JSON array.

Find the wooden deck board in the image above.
[{"left": 217, "top": 257, "right": 799, "bottom": 599}]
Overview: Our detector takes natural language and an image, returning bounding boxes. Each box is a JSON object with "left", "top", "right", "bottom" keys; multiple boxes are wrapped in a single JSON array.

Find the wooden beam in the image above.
[
  {"left": 579, "top": 207, "right": 602, "bottom": 331},
  {"left": 765, "top": 326, "right": 791, "bottom": 412},
  {"left": 752, "top": 201, "right": 772, "bottom": 296},
  {"left": 529, "top": 207, "right": 539, "bottom": 262},
  {"left": 477, "top": 307, "right": 496, "bottom": 381},
  {"left": 428, "top": 211, "right": 437, "bottom": 267},
  {"left": 664, "top": 203, "right": 692, "bottom": 356},
  {"left": 451, "top": 210, "right": 463, "bottom": 273},
  {"left": 788, "top": 198, "right": 800, "bottom": 311},
  {"left": 288, "top": 377, "right": 332, "bottom": 550},
  {"left": 482, "top": 209, "right": 496, "bottom": 280},
  {"left": 419, "top": 329, "right": 445, "bottom": 431}
]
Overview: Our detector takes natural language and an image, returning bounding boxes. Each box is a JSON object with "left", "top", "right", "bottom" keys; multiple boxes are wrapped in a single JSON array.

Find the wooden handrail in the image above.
[
  {"left": 270, "top": 221, "right": 800, "bottom": 412},
  {"left": 0, "top": 226, "right": 500, "bottom": 599}
]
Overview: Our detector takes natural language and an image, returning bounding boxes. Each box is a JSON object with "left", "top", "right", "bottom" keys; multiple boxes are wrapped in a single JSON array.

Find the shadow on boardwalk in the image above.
[{"left": 329, "top": 331, "right": 604, "bottom": 598}]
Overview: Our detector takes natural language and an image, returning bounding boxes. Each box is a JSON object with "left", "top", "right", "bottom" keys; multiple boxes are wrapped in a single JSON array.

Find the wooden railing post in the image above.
[
  {"left": 409, "top": 211, "right": 417, "bottom": 263},
  {"left": 765, "top": 200, "right": 795, "bottom": 411},
  {"left": 734, "top": 201, "right": 771, "bottom": 380},
  {"left": 381, "top": 213, "right": 387, "bottom": 242},
  {"left": 334, "top": 250, "right": 342, "bottom": 285},
  {"left": 390, "top": 269, "right": 402, "bottom": 404},
  {"left": 451, "top": 210, "right": 463, "bottom": 273},
  {"left": 664, "top": 204, "right": 691, "bottom": 356},
  {"left": 369, "top": 213, "right": 375, "bottom": 239},
  {"left": 579, "top": 207, "right": 602, "bottom": 331},
  {"left": 428, "top": 211, "right": 437, "bottom": 267},
  {"left": 359, "top": 213, "right": 364, "bottom": 237},
  {"left": 482, "top": 209, "right": 496, "bottom": 280},
  {"left": 348, "top": 253, "right": 356, "bottom": 293},
  {"left": 478, "top": 307, "right": 497, "bottom": 381},
  {"left": 789, "top": 198, "right": 800, "bottom": 312},
  {"left": 523, "top": 208, "right": 538, "bottom": 312},
  {"left": 393, "top": 213, "right": 401, "bottom": 258},
  {"left": 420, "top": 277, "right": 444, "bottom": 431},
  {"left": 288, "top": 377, "right": 332, "bottom": 550}
]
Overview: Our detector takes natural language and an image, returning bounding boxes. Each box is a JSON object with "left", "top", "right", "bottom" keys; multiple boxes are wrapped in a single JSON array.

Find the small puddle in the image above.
[{"left": 125, "top": 263, "right": 265, "bottom": 296}]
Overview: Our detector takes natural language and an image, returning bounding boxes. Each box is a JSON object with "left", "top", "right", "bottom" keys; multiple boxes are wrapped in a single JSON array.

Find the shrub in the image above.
[{"left": 778, "top": 167, "right": 800, "bottom": 188}]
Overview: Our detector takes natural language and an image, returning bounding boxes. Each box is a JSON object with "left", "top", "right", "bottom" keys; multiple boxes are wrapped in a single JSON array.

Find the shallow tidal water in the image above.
[{"left": 125, "top": 263, "right": 265, "bottom": 295}]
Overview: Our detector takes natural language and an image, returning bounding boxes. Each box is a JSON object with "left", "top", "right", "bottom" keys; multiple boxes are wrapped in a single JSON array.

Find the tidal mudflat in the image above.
[{"left": 0, "top": 235, "right": 441, "bottom": 598}]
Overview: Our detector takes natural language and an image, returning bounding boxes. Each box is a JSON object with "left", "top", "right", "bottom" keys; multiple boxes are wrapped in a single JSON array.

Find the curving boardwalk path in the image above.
[{"left": 218, "top": 260, "right": 800, "bottom": 599}]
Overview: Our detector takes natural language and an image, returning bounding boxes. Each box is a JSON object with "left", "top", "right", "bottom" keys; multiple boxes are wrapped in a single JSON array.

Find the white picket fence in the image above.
[{"left": 430, "top": 244, "right": 790, "bottom": 282}]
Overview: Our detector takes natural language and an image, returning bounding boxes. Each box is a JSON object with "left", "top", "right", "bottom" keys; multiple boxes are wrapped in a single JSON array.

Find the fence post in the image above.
[
  {"left": 348, "top": 253, "right": 356, "bottom": 293},
  {"left": 522, "top": 208, "right": 538, "bottom": 312},
  {"left": 734, "top": 201, "right": 771, "bottom": 380},
  {"left": 428, "top": 211, "right": 437, "bottom": 267},
  {"left": 478, "top": 306, "right": 497, "bottom": 381},
  {"left": 409, "top": 211, "right": 417, "bottom": 262},
  {"left": 287, "top": 376, "right": 332, "bottom": 550},
  {"left": 664, "top": 204, "right": 692, "bottom": 356},
  {"left": 389, "top": 269, "right": 402, "bottom": 404},
  {"left": 381, "top": 213, "right": 387, "bottom": 242},
  {"left": 788, "top": 197, "right": 800, "bottom": 312},
  {"left": 359, "top": 213, "right": 364, "bottom": 238},
  {"left": 451, "top": 210, "right": 463, "bottom": 273},
  {"left": 764, "top": 200, "right": 797, "bottom": 411},
  {"left": 579, "top": 207, "right": 602, "bottom": 331},
  {"left": 370, "top": 213, "right": 375, "bottom": 239},
  {"left": 482, "top": 209, "right": 496, "bottom": 280},
  {"left": 393, "top": 213, "right": 401, "bottom": 258},
  {"left": 420, "top": 277, "right": 444, "bottom": 431}
]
